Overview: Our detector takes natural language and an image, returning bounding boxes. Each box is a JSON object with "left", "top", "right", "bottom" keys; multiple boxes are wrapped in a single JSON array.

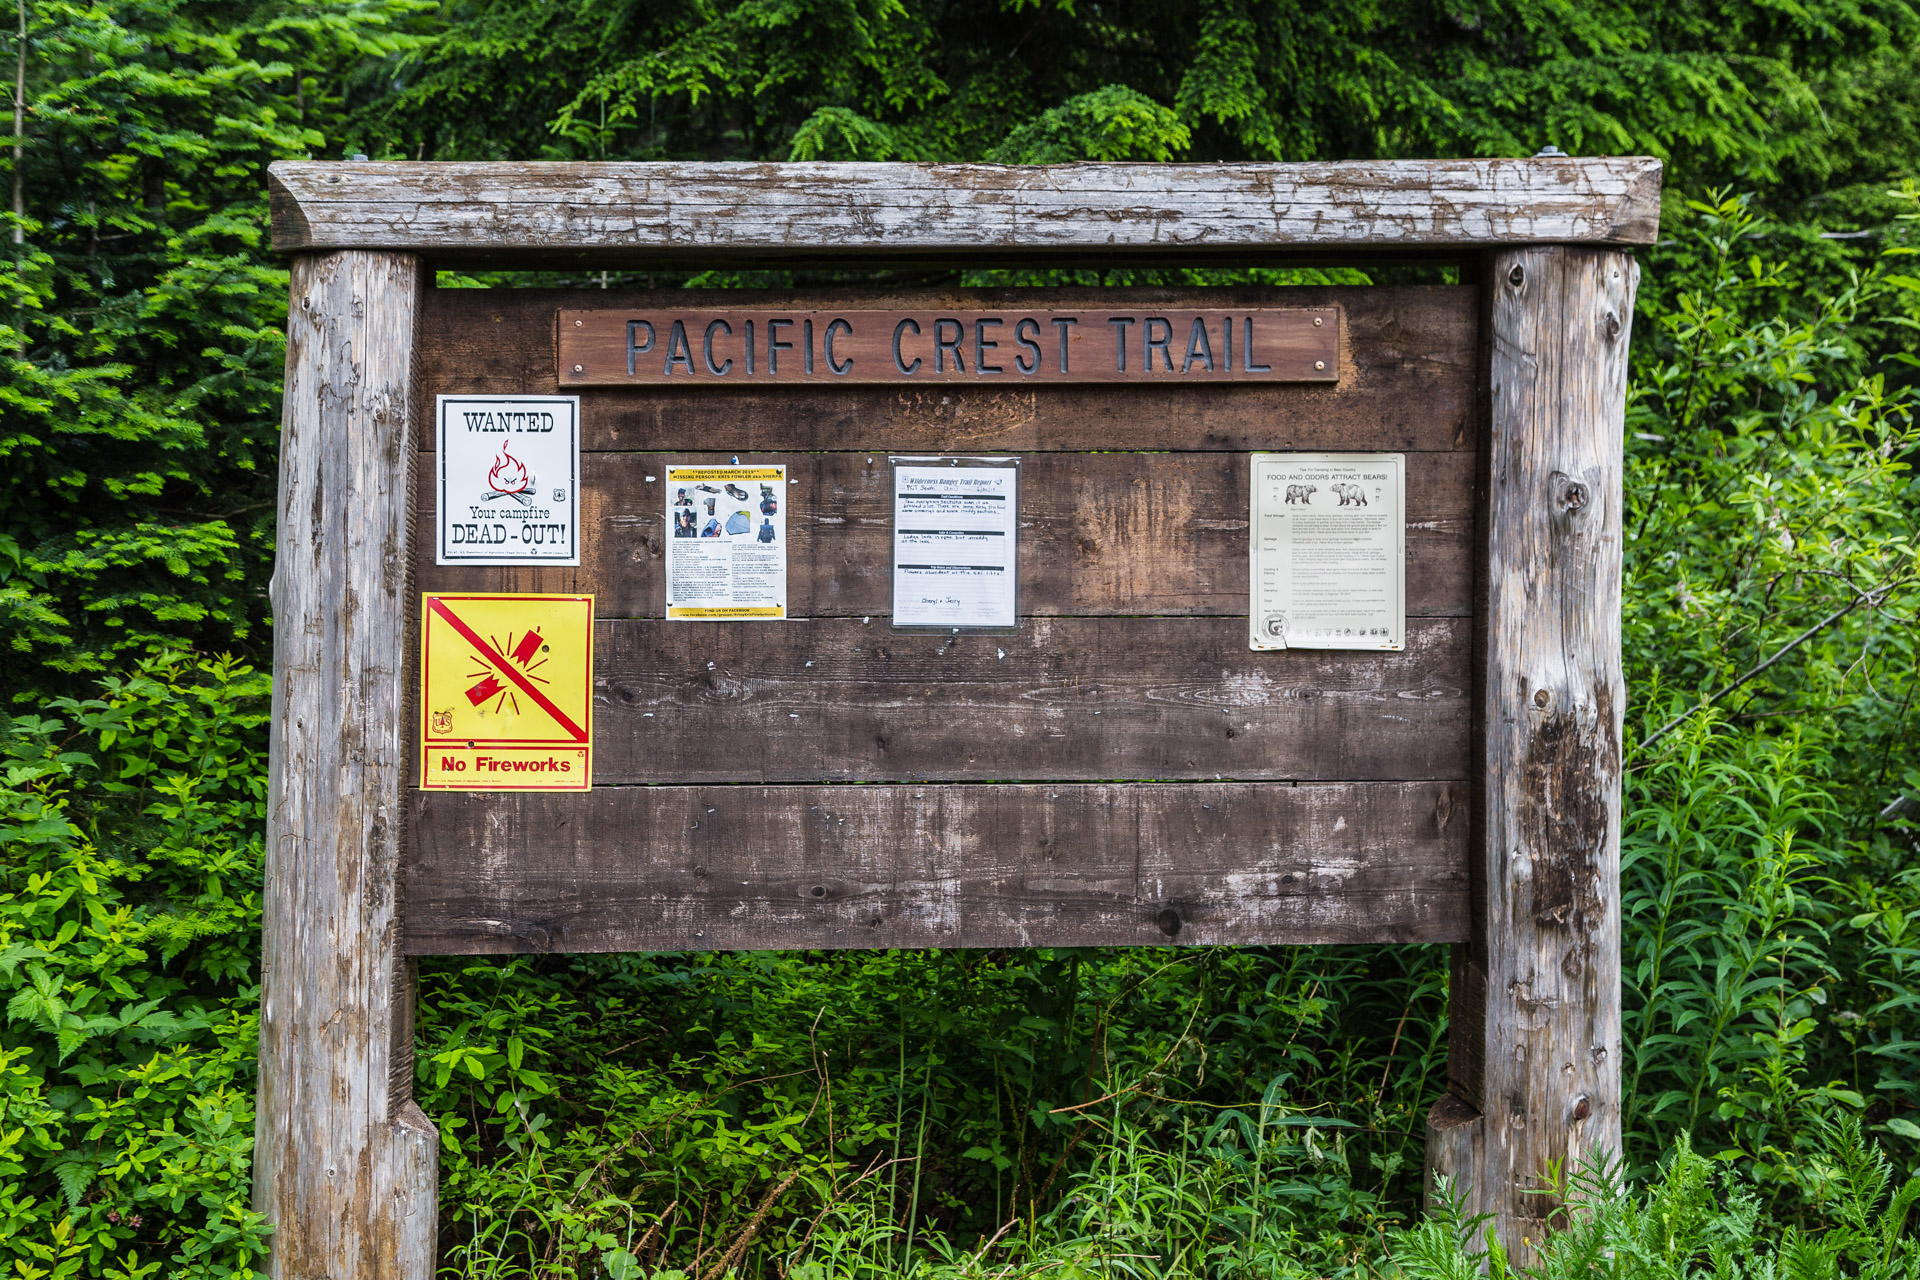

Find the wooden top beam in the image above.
[{"left": 267, "top": 158, "right": 1663, "bottom": 267}]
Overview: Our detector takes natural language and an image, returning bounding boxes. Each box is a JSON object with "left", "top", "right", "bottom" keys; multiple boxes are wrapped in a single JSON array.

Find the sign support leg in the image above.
[
  {"left": 1427, "top": 245, "right": 1635, "bottom": 1263},
  {"left": 256, "top": 250, "right": 437, "bottom": 1278}
]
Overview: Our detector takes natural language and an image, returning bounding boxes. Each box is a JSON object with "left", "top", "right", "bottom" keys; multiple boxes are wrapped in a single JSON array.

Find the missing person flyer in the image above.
[
  {"left": 665, "top": 464, "right": 788, "bottom": 619},
  {"left": 891, "top": 457, "right": 1019, "bottom": 631}
]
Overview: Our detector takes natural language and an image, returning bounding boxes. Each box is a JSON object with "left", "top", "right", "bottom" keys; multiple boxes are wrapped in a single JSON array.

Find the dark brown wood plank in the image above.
[
  {"left": 419, "top": 286, "right": 1478, "bottom": 452},
  {"left": 270, "top": 158, "right": 1662, "bottom": 265},
  {"left": 403, "top": 780, "right": 1470, "bottom": 953},
  {"left": 416, "top": 450, "right": 1474, "bottom": 619},
  {"left": 539, "top": 615, "right": 1468, "bottom": 785}
]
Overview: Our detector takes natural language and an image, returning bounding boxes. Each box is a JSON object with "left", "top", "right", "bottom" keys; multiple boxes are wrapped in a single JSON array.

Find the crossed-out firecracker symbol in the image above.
[{"left": 465, "top": 627, "right": 549, "bottom": 714}]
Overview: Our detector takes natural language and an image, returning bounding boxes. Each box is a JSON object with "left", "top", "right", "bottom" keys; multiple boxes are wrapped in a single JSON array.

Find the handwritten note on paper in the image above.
[{"left": 891, "top": 458, "right": 1019, "bottom": 631}]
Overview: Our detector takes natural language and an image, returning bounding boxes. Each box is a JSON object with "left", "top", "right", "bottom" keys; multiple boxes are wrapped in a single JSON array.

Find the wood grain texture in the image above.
[
  {"left": 564, "top": 615, "right": 1470, "bottom": 785},
  {"left": 423, "top": 285, "right": 1478, "bottom": 453},
  {"left": 1426, "top": 247, "right": 1632, "bottom": 1263},
  {"left": 416, "top": 450, "right": 1475, "bottom": 619},
  {"left": 402, "top": 780, "right": 1470, "bottom": 953},
  {"left": 257, "top": 252, "right": 436, "bottom": 1279},
  {"left": 268, "top": 158, "right": 1662, "bottom": 266},
  {"left": 557, "top": 307, "right": 1340, "bottom": 384},
  {"left": 1424, "top": 1093, "right": 1485, "bottom": 1212}
]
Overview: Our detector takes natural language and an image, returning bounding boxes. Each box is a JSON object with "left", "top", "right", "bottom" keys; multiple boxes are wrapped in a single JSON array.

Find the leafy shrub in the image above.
[
  {"left": 0, "top": 652, "right": 271, "bottom": 1279},
  {"left": 419, "top": 945, "right": 1439, "bottom": 1277}
]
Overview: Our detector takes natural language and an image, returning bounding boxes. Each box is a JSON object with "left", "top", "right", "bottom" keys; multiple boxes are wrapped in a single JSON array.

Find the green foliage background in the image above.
[{"left": 2, "top": 1, "right": 1920, "bottom": 1276}]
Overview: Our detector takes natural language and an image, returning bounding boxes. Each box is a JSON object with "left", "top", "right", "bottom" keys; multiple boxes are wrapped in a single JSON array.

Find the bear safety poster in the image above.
[
  {"left": 665, "top": 464, "right": 788, "bottom": 619},
  {"left": 1249, "top": 453, "right": 1404, "bottom": 651}
]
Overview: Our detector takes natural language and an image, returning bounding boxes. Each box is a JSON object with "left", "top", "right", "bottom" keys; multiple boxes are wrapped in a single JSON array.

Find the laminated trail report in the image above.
[
  {"left": 1249, "top": 453, "right": 1405, "bottom": 651},
  {"left": 890, "top": 457, "right": 1021, "bottom": 631},
  {"left": 664, "top": 464, "right": 788, "bottom": 619}
]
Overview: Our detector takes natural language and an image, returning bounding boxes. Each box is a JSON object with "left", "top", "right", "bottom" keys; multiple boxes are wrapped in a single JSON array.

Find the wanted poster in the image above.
[
  {"left": 1249, "top": 453, "right": 1404, "bottom": 651},
  {"left": 665, "top": 464, "right": 788, "bottom": 619},
  {"left": 436, "top": 395, "right": 580, "bottom": 565}
]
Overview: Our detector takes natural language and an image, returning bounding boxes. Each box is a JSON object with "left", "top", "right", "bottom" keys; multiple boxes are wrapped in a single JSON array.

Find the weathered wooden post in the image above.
[
  {"left": 257, "top": 250, "right": 438, "bottom": 1279},
  {"left": 258, "top": 159, "right": 1657, "bottom": 1277},
  {"left": 1425, "top": 246, "right": 1636, "bottom": 1261}
]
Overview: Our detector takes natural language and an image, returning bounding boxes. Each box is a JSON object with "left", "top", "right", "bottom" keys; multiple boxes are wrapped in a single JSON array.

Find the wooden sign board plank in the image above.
[
  {"left": 586, "top": 615, "right": 1469, "bottom": 785},
  {"left": 404, "top": 286, "right": 1481, "bottom": 943},
  {"left": 402, "top": 780, "right": 1468, "bottom": 954},
  {"left": 413, "top": 449, "right": 1476, "bottom": 620},
  {"left": 559, "top": 308, "right": 1339, "bottom": 385}
]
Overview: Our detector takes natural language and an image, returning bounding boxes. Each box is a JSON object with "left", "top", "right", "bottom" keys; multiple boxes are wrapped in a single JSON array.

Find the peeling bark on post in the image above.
[
  {"left": 1427, "top": 246, "right": 1633, "bottom": 1263},
  {"left": 256, "top": 250, "right": 437, "bottom": 1280}
]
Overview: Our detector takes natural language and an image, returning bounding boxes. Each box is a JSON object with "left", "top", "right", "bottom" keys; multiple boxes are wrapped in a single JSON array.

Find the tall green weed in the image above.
[{"left": 1394, "top": 1122, "right": 1920, "bottom": 1280}]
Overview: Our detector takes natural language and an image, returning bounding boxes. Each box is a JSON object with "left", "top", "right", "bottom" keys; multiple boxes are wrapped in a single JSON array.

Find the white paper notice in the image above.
[
  {"left": 665, "top": 464, "right": 788, "bottom": 619},
  {"left": 436, "top": 395, "right": 580, "bottom": 565},
  {"left": 892, "top": 458, "right": 1019, "bottom": 630},
  {"left": 1250, "top": 453, "right": 1405, "bottom": 651}
]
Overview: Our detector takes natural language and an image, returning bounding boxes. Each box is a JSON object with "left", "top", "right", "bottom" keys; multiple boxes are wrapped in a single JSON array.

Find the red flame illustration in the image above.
[{"left": 487, "top": 442, "right": 531, "bottom": 495}]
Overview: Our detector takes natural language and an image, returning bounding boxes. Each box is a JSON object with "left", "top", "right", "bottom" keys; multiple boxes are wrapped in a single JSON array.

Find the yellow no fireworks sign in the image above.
[{"left": 419, "top": 593, "right": 594, "bottom": 791}]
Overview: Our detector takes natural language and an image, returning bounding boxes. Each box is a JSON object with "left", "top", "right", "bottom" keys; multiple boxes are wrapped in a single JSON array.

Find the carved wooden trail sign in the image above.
[
  {"left": 559, "top": 307, "right": 1341, "bottom": 384},
  {"left": 260, "top": 157, "right": 1658, "bottom": 1279}
]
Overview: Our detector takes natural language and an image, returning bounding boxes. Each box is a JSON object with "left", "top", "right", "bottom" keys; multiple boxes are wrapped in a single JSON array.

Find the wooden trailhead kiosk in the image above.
[{"left": 259, "top": 157, "right": 1659, "bottom": 1277}]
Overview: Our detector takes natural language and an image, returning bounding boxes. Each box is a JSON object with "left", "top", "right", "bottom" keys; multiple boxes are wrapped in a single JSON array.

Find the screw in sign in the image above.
[{"left": 419, "top": 593, "right": 594, "bottom": 791}]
